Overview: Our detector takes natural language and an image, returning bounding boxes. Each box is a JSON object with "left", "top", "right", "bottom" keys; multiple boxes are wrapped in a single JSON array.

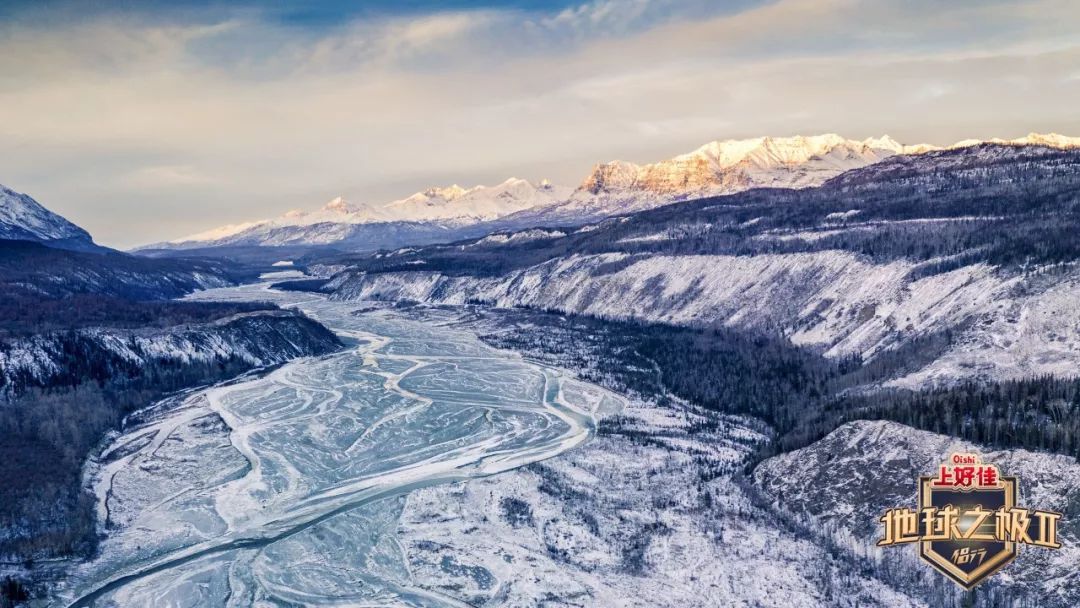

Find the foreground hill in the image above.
[{"left": 755, "top": 420, "right": 1080, "bottom": 606}]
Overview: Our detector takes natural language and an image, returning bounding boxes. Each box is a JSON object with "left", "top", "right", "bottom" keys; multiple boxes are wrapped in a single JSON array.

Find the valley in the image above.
[
  {"left": 3, "top": 138, "right": 1080, "bottom": 608},
  {"left": 53, "top": 282, "right": 620, "bottom": 606},
  {"left": 6, "top": 3, "right": 1079, "bottom": 605}
]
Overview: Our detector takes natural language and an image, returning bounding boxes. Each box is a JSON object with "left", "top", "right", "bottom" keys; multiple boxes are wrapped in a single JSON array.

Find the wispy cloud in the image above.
[{"left": 0, "top": 0, "right": 1077, "bottom": 247}]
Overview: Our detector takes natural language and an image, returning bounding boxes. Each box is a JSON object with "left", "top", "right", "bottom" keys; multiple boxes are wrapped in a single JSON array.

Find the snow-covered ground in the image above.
[
  {"left": 329, "top": 252, "right": 1080, "bottom": 386},
  {"left": 57, "top": 285, "right": 619, "bottom": 607},
  {"left": 396, "top": 398, "right": 922, "bottom": 607}
]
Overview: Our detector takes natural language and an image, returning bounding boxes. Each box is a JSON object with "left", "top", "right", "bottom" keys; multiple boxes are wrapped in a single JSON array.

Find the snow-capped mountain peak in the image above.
[
  {"left": 152, "top": 131, "right": 1079, "bottom": 252},
  {"left": 1018, "top": 132, "right": 1080, "bottom": 148},
  {"left": 860, "top": 135, "right": 904, "bottom": 151},
  {"left": 383, "top": 178, "right": 571, "bottom": 222},
  {"left": 269, "top": 197, "right": 389, "bottom": 227},
  {"left": 952, "top": 132, "right": 1080, "bottom": 150},
  {"left": 0, "top": 184, "right": 97, "bottom": 249},
  {"left": 419, "top": 184, "right": 471, "bottom": 201},
  {"left": 322, "top": 196, "right": 356, "bottom": 214},
  {"left": 573, "top": 134, "right": 935, "bottom": 207}
]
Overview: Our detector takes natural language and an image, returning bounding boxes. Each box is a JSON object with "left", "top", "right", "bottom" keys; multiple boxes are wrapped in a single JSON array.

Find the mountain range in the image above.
[{"left": 146, "top": 132, "right": 1080, "bottom": 256}]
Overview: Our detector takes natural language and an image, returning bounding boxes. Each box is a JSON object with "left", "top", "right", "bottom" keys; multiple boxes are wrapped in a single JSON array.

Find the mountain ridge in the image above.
[
  {"left": 0, "top": 184, "right": 100, "bottom": 251},
  {"left": 153, "top": 178, "right": 572, "bottom": 250},
  {"left": 147, "top": 132, "right": 1080, "bottom": 253}
]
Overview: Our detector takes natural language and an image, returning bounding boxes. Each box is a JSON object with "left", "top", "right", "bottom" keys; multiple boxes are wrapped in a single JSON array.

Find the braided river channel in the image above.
[{"left": 58, "top": 279, "right": 621, "bottom": 607}]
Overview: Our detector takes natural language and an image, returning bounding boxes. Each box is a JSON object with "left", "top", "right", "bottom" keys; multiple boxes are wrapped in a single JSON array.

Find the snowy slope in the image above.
[
  {"left": 155, "top": 179, "right": 571, "bottom": 250},
  {"left": 326, "top": 251, "right": 1080, "bottom": 387},
  {"left": 328, "top": 253, "right": 996, "bottom": 353},
  {"left": 0, "top": 310, "right": 340, "bottom": 399},
  {"left": 0, "top": 184, "right": 96, "bottom": 250}
]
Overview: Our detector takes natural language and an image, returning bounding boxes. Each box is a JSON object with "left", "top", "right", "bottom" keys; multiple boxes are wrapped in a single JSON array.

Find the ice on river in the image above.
[{"left": 59, "top": 281, "right": 622, "bottom": 607}]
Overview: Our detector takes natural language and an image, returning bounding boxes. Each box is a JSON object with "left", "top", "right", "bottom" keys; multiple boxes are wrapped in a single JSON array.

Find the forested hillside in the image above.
[
  {"left": 0, "top": 239, "right": 248, "bottom": 300},
  {"left": 0, "top": 310, "right": 341, "bottom": 565},
  {"left": 457, "top": 305, "right": 1080, "bottom": 607},
  {"left": 474, "top": 308, "right": 1080, "bottom": 464}
]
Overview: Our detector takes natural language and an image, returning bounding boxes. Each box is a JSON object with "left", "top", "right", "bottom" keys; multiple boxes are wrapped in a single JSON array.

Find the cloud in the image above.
[
  {"left": 0, "top": 0, "right": 1077, "bottom": 247},
  {"left": 122, "top": 164, "right": 218, "bottom": 188}
]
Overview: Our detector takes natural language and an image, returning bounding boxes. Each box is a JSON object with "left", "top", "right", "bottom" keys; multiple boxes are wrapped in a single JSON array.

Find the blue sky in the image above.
[{"left": 1, "top": 0, "right": 1077, "bottom": 247}]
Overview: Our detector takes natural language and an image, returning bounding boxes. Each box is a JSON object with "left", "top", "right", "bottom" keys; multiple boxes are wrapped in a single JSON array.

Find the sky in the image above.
[{"left": 1, "top": 0, "right": 1078, "bottom": 248}]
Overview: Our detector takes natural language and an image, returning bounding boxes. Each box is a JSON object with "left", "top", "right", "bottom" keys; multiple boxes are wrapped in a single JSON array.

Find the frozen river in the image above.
[{"left": 59, "top": 281, "right": 621, "bottom": 607}]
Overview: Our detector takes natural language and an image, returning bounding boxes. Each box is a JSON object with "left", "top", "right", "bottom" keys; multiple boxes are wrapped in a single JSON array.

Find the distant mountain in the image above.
[
  {"left": 147, "top": 132, "right": 1080, "bottom": 255},
  {"left": 151, "top": 178, "right": 572, "bottom": 251},
  {"left": 0, "top": 185, "right": 251, "bottom": 299},
  {"left": 0, "top": 184, "right": 99, "bottom": 251},
  {"left": 0, "top": 239, "right": 242, "bottom": 300},
  {"left": 382, "top": 178, "right": 572, "bottom": 222},
  {"left": 513, "top": 134, "right": 933, "bottom": 223},
  {"left": 950, "top": 131, "right": 1080, "bottom": 150}
]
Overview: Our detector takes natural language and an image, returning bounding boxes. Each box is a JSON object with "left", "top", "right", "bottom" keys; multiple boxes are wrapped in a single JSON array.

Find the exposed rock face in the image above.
[{"left": 579, "top": 134, "right": 921, "bottom": 198}]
